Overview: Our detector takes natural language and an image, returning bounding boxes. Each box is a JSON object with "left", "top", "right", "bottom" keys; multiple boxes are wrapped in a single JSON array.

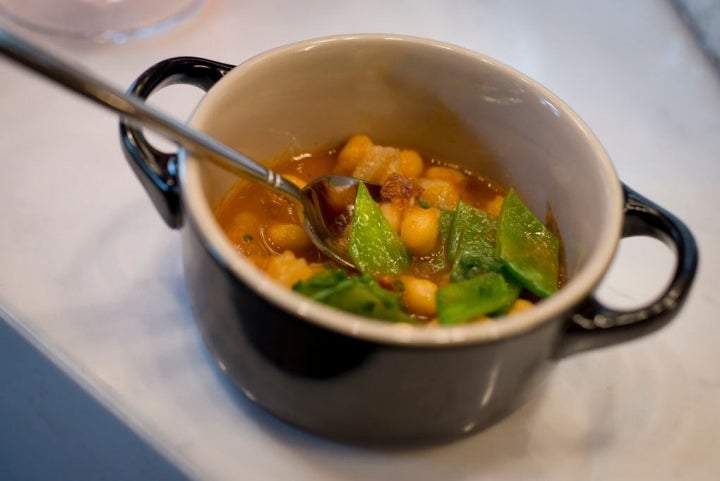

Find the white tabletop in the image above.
[{"left": 1, "top": 1, "right": 719, "bottom": 480}]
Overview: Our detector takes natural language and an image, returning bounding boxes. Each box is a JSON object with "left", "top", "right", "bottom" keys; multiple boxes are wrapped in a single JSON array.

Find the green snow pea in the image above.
[
  {"left": 448, "top": 200, "right": 502, "bottom": 281},
  {"left": 294, "top": 268, "right": 410, "bottom": 322},
  {"left": 436, "top": 271, "right": 521, "bottom": 325},
  {"left": 348, "top": 182, "right": 409, "bottom": 275},
  {"left": 497, "top": 189, "right": 560, "bottom": 298}
]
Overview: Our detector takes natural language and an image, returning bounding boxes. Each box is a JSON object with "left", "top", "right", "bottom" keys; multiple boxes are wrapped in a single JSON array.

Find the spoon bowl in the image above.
[{"left": 300, "top": 175, "right": 383, "bottom": 269}]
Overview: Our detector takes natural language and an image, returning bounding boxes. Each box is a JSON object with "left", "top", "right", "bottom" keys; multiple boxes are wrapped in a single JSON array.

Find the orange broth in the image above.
[{"left": 214, "top": 141, "right": 504, "bottom": 286}]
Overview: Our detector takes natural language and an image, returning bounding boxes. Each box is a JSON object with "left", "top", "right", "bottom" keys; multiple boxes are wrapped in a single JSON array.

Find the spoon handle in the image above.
[{"left": 0, "top": 27, "right": 301, "bottom": 199}]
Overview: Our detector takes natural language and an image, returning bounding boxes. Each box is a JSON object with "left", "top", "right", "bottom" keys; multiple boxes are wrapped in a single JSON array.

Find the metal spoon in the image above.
[{"left": 0, "top": 27, "right": 366, "bottom": 269}]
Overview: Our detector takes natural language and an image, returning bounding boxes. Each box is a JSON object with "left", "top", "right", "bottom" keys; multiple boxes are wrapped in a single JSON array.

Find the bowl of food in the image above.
[{"left": 120, "top": 34, "right": 697, "bottom": 443}]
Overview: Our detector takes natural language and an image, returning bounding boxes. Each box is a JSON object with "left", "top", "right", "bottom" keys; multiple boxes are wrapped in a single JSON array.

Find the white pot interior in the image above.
[{"left": 181, "top": 34, "right": 624, "bottom": 346}]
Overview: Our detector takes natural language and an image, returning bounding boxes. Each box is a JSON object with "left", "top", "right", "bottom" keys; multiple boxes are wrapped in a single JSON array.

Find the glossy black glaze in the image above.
[
  {"left": 178, "top": 186, "right": 697, "bottom": 442},
  {"left": 119, "top": 57, "right": 234, "bottom": 228},
  {"left": 119, "top": 53, "right": 699, "bottom": 442},
  {"left": 555, "top": 185, "right": 699, "bottom": 358},
  {"left": 181, "top": 212, "right": 563, "bottom": 442}
]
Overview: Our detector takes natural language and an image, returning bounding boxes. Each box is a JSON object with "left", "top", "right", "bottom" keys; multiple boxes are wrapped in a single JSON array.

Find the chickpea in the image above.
[
  {"left": 282, "top": 174, "right": 307, "bottom": 189},
  {"left": 400, "top": 205, "right": 441, "bottom": 256},
  {"left": 265, "top": 223, "right": 312, "bottom": 253},
  {"left": 400, "top": 275, "right": 438, "bottom": 318},
  {"left": 483, "top": 194, "right": 505, "bottom": 217},
  {"left": 508, "top": 298, "right": 534, "bottom": 314},
  {"left": 417, "top": 178, "right": 460, "bottom": 210},
  {"left": 380, "top": 202, "right": 402, "bottom": 233},
  {"left": 229, "top": 211, "right": 263, "bottom": 255},
  {"left": 231, "top": 211, "right": 258, "bottom": 230},
  {"left": 399, "top": 149, "right": 424, "bottom": 178},
  {"left": 425, "top": 166, "right": 467, "bottom": 187},
  {"left": 337, "top": 134, "right": 373, "bottom": 174}
]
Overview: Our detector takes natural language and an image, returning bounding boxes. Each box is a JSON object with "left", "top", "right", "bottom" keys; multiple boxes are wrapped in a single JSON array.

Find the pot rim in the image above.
[{"left": 180, "top": 34, "right": 624, "bottom": 347}]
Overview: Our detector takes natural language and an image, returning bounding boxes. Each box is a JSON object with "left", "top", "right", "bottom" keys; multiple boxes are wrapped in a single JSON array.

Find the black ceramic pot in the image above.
[{"left": 120, "top": 35, "right": 697, "bottom": 444}]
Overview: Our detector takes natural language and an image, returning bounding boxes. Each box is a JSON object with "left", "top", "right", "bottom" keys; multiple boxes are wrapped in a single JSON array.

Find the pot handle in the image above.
[
  {"left": 119, "top": 57, "right": 235, "bottom": 229},
  {"left": 555, "top": 184, "right": 698, "bottom": 358}
]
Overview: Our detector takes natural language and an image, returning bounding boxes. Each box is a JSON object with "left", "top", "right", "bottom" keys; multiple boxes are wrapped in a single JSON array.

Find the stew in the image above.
[{"left": 214, "top": 135, "right": 563, "bottom": 325}]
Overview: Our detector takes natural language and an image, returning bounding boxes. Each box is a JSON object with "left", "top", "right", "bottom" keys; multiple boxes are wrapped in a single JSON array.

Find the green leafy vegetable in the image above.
[
  {"left": 448, "top": 200, "right": 502, "bottom": 281},
  {"left": 292, "top": 268, "right": 348, "bottom": 298},
  {"left": 497, "top": 189, "right": 560, "bottom": 298},
  {"left": 293, "top": 182, "right": 560, "bottom": 325},
  {"left": 421, "top": 208, "right": 455, "bottom": 273},
  {"left": 348, "top": 183, "right": 409, "bottom": 275},
  {"left": 436, "top": 272, "right": 521, "bottom": 325},
  {"left": 294, "top": 268, "right": 411, "bottom": 322}
]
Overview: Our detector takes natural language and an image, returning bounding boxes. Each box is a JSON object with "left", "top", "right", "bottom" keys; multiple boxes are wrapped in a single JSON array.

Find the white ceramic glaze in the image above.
[{"left": 183, "top": 34, "right": 624, "bottom": 346}]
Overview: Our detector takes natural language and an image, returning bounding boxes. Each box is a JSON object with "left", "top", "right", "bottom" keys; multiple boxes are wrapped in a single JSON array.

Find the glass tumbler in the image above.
[{"left": 0, "top": 0, "right": 204, "bottom": 43}]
